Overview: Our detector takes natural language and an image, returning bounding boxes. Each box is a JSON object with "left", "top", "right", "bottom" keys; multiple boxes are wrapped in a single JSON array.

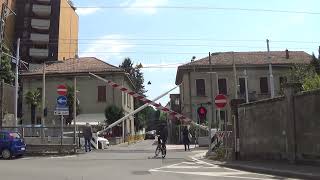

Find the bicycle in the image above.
[{"left": 155, "top": 138, "right": 166, "bottom": 158}]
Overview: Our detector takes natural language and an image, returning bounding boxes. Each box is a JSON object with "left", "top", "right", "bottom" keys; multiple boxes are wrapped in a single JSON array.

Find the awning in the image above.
[{"left": 75, "top": 113, "right": 105, "bottom": 126}]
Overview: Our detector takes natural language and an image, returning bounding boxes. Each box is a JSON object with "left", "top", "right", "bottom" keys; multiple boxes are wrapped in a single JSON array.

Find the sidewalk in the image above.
[{"left": 205, "top": 158, "right": 320, "bottom": 180}]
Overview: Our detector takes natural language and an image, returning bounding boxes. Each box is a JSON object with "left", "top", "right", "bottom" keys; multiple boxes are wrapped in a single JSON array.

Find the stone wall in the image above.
[
  {"left": 238, "top": 84, "right": 320, "bottom": 163},
  {"left": 238, "top": 97, "right": 286, "bottom": 160},
  {"left": 294, "top": 90, "right": 320, "bottom": 161}
]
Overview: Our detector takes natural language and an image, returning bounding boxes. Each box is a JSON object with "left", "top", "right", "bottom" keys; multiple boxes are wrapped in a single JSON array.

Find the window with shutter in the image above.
[
  {"left": 98, "top": 86, "right": 106, "bottom": 102},
  {"left": 260, "top": 77, "right": 269, "bottom": 94},
  {"left": 196, "top": 79, "right": 206, "bottom": 96},
  {"left": 218, "top": 78, "right": 227, "bottom": 95}
]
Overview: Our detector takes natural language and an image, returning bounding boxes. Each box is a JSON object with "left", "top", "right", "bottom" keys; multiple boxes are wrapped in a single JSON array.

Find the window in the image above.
[
  {"left": 127, "top": 95, "right": 130, "bottom": 108},
  {"left": 123, "top": 92, "right": 127, "bottom": 106},
  {"left": 218, "top": 78, "right": 228, "bottom": 95},
  {"left": 239, "top": 78, "right": 246, "bottom": 95},
  {"left": 97, "top": 86, "right": 106, "bottom": 102},
  {"left": 196, "top": 79, "right": 206, "bottom": 96},
  {"left": 260, "top": 77, "right": 269, "bottom": 94},
  {"left": 175, "top": 99, "right": 180, "bottom": 105},
  {"left": 36, "top": 116, "right": 41, "bottom": 125}
]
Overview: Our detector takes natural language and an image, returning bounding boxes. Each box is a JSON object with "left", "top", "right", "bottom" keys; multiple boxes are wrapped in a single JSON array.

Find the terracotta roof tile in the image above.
[
  {"left": 22, "top": 57, "right": 123, "bottom": 75},
  {"left": 180, "top": 51, "right": 312, "bottom": 68}
]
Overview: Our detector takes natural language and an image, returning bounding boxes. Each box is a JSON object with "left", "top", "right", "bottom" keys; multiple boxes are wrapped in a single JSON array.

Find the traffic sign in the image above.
[
  {"left": 57, "top": 96, "right": 67, "bottom": 106},
  {"left": 57, "top": 85, "right": 67, "bottom": 96},
  {"left": 54, "top": 111, "right": 69, "bottom": 116},
  {"left": 215, "top": 94, "right": 228, "bottom": 109}
]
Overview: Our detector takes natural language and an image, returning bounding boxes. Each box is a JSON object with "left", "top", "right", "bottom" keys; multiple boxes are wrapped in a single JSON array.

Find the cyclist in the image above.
[
  {"left": 157, "top": 124, "right": 167, "bottom": 148},
  {"left": 155, "top": 124, "right": 167, "bottom": 157}
]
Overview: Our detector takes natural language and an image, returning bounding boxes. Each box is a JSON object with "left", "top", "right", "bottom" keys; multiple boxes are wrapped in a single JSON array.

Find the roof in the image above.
[
  {"left": 176, "top": 51, "right": 312, "bottom": 84},
  {"left": 22, "top": 57, "right": 124, "bottom": 76},
  {"left": 180, "top": 51, "right": 312, "bottom": 67}
]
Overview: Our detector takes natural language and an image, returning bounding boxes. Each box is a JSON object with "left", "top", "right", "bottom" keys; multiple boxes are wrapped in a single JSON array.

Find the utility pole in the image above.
[
  {"left": 208, "top": 52, "right": 216, "bottom": 154},
  {"left": 14, "top": 38, "right": 20, "bottom": 127},
  {"left": 73, "top": 75, "right": 77, "bottom": 147},
  {"left": 42, "top": 61, "right": 46, "bottom": 126},
  {"left": 244, "top": 69, "right": 249, "bottom": 103},
  {"left": 232, "top": 52, "right": 238, "bottom": 99},
  {"left": 267, "top": 39, "right": 275, "bottom": 98}
]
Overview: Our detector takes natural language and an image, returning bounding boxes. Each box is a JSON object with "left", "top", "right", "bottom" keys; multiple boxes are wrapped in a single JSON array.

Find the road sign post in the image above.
[{"left": 215, "top": 94, "right": 228, "bottom": 157}]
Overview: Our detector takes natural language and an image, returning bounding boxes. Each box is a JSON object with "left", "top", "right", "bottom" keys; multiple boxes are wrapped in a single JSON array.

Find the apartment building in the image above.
[
  {"left": 15, "top": 0, "right": 78, "bottom": 63},
  {"left": 0, "top": 0, "right": 16, "bottom": 49},
  {"left": 175, "top": 50, "right": 312, "bottom": 130}
]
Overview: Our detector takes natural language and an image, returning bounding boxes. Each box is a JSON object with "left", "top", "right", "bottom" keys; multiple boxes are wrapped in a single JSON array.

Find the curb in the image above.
[{"left": 219, "top": 163, "right": 320, "bottom": 180}]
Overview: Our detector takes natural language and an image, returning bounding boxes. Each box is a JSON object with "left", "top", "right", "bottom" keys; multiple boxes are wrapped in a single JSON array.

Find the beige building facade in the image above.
[
  {"left": 175, "top": 51, "right": 312, "bottom": 130},
  {"left": 20, "top": 57, "right": 135, "bottom": 134}
]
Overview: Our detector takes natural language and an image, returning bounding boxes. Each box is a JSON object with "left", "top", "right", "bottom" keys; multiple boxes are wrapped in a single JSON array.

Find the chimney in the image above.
[{"left": 285, "top": 49, "right": 289, "bottom": 59}]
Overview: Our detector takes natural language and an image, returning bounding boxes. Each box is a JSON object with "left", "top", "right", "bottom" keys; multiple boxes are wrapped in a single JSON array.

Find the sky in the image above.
[{"left": 72, "top": 0, "right": 319, "bottom": 105}]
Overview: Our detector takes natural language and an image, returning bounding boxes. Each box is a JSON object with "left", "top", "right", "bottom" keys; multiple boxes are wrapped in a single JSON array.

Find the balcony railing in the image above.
[
  {"left": 30, "top": 33, "right": 49, "bottom": 43},
  {"left": 29, "top": 48, "right": 49, "bottom": 58},
  {"left": 31, "top": 19, "right": 50, "bottom": 30},
  {"left": 32, "top": 4, "right": 51, "bottom": 16}
]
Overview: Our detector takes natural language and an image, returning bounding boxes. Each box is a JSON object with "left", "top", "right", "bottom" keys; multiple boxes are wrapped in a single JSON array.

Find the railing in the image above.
[{"left": 0, "top": 126, "right": 77, "bottom": 145}]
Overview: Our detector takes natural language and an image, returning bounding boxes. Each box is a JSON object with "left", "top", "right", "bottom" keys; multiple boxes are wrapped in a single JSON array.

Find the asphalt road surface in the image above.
[{"left": 0, "top": 140, "right": 296, "bottom": 180}]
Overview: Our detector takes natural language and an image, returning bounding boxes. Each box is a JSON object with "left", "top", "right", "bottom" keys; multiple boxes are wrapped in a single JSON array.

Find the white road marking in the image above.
[
  {"left": 150, "top": 169, "right": 276, "bottom": 180},
  {"left": 46, "top": 155, "right": 77, "bottom": 159}
]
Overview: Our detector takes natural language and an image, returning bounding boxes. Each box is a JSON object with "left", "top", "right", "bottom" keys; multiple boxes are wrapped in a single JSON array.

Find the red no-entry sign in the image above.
[
  {"left": 57, "top": 85, "right": 67, "bottom": 96},
  {"left": 215, "top": 94, "right": 227, "bottom": 109}
]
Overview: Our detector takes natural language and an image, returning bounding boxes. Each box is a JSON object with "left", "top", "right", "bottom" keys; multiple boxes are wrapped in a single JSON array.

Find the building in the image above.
[
  {"left": 15, "top": 0, "right": 78, "bottom": 63},
  {"left": 20, "top": 57, "right": 135, "bottom": 135},
  {"left": 175, "top": 50, "right": 312, "bottom": 130},
  {"left": 166, "top": 94, "right": 181, "bottom": 144},
  {"left": 0, "top": 0, "right": 16, "bottom": 49}
]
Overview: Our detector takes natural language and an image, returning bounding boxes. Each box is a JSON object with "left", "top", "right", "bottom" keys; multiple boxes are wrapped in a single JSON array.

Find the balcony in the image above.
[
  {"left": 30, "top": 33, "right": 49, "bottom": 43},
  {"left": 31, "top": 19, "right": 50, "bottom": 30},
  {"left": 32, "top": 4, "right": 51, "bottom": 16},
  {"left": 29, "top": 48, "right": 49, "bottom": 58},
  {"left": 36, "top": 0, "right": 51, "bottom": 3}
]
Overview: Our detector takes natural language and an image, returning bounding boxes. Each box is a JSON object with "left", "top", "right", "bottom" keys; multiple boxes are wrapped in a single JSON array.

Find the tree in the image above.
[
  {"left": 119, "top": 58, "right": 146, "bottom": 95},
  {"left": 303, "top": 75, "right": 320, "bottom": 91},
  {"left": 120, "top": 58, "right": 147, "bottom": 130},
  {"left": 288, "top": 63, "right": 320, "bottom": 91},
  {"left": 104, "top": 105, "right": 124, "bottom": 126},
  {"left": 25, "top": 89, "right": 41, "bottom": 125},
  {"left": 65, "top": 85, "right": 80, "bottom": 125},
  {"left": 311, "top": 53, "right": 320, "bottom": 75},
  {"left": 0, "top": 46, "right": 14, "bottom": 84}
]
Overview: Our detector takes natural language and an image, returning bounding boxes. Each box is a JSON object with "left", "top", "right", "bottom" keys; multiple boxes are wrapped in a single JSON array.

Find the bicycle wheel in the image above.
[
  {"left": 155, "top": 146, "right": 161, "bottom": 157},
  {"left": 161, "top": 146, "right": 166, "bottom": 158}
]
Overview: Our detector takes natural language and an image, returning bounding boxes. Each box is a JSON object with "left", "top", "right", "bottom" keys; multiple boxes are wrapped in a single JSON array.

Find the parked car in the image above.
[
  {"left": 0, "top": 130, "right": 26, "bottom": 159},
  {"left": 145, "top": 130, "right": 156, "bottom": 139}
]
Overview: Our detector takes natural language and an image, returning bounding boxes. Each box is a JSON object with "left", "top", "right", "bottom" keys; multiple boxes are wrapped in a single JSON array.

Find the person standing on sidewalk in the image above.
[
  {"left": 182, "top": 126, "right": 190, "bottom": 151},
  {"left": 83, "top": 123, "right": 93, "bottom": 152}
]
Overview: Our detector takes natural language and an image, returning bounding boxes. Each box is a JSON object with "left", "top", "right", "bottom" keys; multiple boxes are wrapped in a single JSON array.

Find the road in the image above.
[{"left": 0, "top": 140, "right": 296, "bottom": 180}]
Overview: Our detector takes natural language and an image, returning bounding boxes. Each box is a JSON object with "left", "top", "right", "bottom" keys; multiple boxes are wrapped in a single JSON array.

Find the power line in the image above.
[
  {"left": 18, "top": 38, "right": 320, "bottom": 44},
  {"left": 71, "top": 6, "right": 320, "bottom": 15}
]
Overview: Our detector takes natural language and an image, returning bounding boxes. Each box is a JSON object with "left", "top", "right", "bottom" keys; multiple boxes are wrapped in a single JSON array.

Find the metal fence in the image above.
[{"left": 0, "top": 126, "right": 78, "bottom": 146}]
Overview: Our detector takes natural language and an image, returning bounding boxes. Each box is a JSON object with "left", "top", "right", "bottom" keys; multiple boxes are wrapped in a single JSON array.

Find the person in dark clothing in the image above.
[
  {"left": 182, "top": 126, "right": 190, "bottom": 151},
  {"left": 83, "top": 123, "right": 93, "bottom": 152},
  {"left": 157, "top": 124, "right": 168, "bottom": 149}
]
